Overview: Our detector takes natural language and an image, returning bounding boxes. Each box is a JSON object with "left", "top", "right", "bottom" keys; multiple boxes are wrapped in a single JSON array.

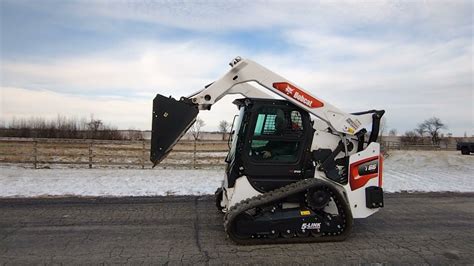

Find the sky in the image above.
[{"left": 0, "top": 0, "right": 472, "bottom": 136}]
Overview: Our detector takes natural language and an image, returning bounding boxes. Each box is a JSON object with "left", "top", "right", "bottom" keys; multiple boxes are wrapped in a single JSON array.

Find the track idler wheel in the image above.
[
  {"left": 231, "top": 212, "right": 254, "bottom": 239},
  {"left": 306, "top": 188, "right": 330, "bottom": 210}
]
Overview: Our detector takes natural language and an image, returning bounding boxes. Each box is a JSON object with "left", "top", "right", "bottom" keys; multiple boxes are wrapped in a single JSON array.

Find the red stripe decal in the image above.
[{"left": 273, "top": 82, "right": 324, "bottom": 108}]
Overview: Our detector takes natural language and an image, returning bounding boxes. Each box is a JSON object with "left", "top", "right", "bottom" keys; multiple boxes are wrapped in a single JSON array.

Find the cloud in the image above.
[
  {"left": 68, "top": 0, "right": 472, "bottom": 41},
  {"left": 1, "top": 0, "right": 472, "bottom": 135},
  {"left": 1, "top": 40, "right": 241, "bottom": 96},
  {"left": 4, "top": 0, "right": 471, "bottom": 46},
  {"left": 1, "top": 31, "right": 472, "bottom": 135},
  {"left": 0, "top": 86, "right": 244, "bottom": 131},
  {"left": 248, "top": 31, "right": 473, "bottom": 136},
  {"left": 1, "top": 86, "right": 150, "bottom": 129},
  {"left": 10, "top": 0, "right": 470, "bottom": 37}
]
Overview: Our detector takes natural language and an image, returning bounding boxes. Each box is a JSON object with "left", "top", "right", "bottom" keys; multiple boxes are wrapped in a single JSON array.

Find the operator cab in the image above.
[{"left": 226, "top": 98, "right": 315, "bottom": 193}]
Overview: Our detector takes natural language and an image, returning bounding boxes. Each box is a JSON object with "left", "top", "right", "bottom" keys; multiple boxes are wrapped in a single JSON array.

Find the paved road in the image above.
[{"left": 0, "top": 193, "right": 473, "bottom": 265}]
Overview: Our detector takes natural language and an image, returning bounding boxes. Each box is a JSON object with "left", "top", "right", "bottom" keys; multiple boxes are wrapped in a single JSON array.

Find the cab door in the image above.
[{"left": 242, "top": 101, "right": 314, "bottom": 192}]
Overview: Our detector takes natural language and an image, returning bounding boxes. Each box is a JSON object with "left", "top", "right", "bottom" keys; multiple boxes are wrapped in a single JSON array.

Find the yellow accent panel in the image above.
[{"left": 300, "top": 210, "right": 311, "bottom": 216}]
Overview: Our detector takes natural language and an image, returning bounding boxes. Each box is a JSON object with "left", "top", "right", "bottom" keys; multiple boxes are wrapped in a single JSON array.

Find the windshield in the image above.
[{"left": 226, "top": 107, "right": 245, "bottom": 163}]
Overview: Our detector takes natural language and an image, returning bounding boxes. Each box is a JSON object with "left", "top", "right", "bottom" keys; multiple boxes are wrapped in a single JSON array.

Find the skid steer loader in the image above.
[{"left": 150, "top": 57, "right": 385, "bottom": 244}]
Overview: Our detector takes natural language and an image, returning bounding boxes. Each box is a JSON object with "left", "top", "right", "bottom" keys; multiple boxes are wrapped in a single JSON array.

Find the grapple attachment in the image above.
[{"left": 150, "top": 94, "right": 199, "bottom": 166}]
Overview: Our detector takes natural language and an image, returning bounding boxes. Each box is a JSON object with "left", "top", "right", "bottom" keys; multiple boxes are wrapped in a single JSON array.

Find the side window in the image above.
[
  {"left": 254, "top": 113, "right": 279, "bottom": 136},
  {"left": 249, "top": 107, "right": 304, "bottom": 163},
  {"left": 290, "top": 111, "right": 303, "bottom": 130}
]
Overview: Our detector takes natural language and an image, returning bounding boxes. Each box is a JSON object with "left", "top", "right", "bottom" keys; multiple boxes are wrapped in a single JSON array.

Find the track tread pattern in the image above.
[{"left": 224, "top": 178, "right": 353, "bottom": 245}]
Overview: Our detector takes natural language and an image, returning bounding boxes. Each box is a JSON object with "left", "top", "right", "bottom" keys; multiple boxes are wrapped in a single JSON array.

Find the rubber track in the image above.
[{"left": 224, "top": 178, "right": 353, "bottom": 245}]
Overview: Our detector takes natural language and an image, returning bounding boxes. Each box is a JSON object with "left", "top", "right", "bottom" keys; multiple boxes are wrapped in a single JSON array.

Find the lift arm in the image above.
[
  {"left": 151, "top": 57, "right": 382, "bottom": 165},
  {"left": 189, "top": 57, "right": 373, "bottom": 134}
]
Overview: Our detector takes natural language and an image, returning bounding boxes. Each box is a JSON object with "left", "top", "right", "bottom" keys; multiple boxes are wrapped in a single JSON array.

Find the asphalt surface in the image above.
[{"left": 0, "top": 193, "right": 473, "bottom": 265}]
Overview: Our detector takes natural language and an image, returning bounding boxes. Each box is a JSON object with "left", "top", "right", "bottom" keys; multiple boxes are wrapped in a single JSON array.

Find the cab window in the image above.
[{"left": 249, "top": 107, "right": 304, "bottom": 162}]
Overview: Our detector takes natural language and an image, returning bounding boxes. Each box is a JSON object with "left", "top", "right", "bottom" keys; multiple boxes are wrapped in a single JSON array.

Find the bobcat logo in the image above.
[{"left": 285, "top": 85, "right": 294, "bottom": 95}]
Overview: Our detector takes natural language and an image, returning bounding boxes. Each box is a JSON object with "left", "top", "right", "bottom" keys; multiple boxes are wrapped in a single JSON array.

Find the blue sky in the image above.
[{"left": 1, "top": 0, "right": 472, "bottom": 136}]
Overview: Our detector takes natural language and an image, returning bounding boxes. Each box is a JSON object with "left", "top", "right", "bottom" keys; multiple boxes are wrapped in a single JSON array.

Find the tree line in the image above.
[
  {"left": 0, "top": 114, "right": 453, "bottom": 145},
  {"left": 0, "top": 115, "right": 143, "bottom": 140},
  {"left": 190, "top": 116, "right": 452, "bottom": 146}
]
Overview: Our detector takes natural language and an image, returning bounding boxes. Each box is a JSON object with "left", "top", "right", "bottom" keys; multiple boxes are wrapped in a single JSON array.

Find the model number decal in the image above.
[
  {"left": 358, "top": 160, "right": 379, "bottom": 176},
  {"left": 366, "top": 164, "right": 377, "bottom": 171}
]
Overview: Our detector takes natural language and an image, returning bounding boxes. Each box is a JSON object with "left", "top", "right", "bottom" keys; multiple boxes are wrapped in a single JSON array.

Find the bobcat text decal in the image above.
[{"left": 273, "top": 82, "right": 324, "bottom": 108}]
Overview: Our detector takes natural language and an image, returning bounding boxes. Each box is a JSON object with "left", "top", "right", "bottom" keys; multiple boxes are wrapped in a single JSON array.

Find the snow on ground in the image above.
[
  {"left": 0, "top": 168, "right": 224, "bottom": 197},
  {"left": 383, "top": 150, "right": 473, "bottom": 192},
  {"left": 0, "top": 151, "right": 472, "bottom": 197}
]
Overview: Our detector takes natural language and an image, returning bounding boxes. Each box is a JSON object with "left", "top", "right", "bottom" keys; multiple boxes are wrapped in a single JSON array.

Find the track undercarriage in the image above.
[{"left": 222, "top": 178, "right": 352, "bottom": 245}]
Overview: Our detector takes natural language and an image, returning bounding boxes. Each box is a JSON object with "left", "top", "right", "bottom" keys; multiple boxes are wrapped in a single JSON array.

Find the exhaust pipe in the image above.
[{"left": 150, "top": 94, "right": 199, "bottom": 166}]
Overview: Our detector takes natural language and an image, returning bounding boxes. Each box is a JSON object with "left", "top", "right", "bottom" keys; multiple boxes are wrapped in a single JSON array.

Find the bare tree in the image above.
[
  {"left": 218, "top": 120, "right": 230, "bottom": 140},
  {"left": 418, "top": 117, "right": 447, "bottom": 145},
  {"left": 401, "top": 130, "right": 418, "bottom": 144},
  {"left": 87, "top": 114, "right": 103, "bottom": 131},
  {"left": 414, "top": 124, "right": 426, "bottom": 143},
  {"left": 190, "top": 117, "right": 205, "bottom": 140},
  {"left": 388, "top": 129, "right": 397, "bottom": 136},
  {"left": 189, "top": 117, "right": 205, "bottom": 168}
]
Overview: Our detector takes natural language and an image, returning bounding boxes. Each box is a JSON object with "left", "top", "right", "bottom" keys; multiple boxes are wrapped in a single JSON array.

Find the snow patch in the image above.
[
  {"left": 0, "top": 168, "right": 223, "bottom": 197},
  {"left": 383, "top": 150, "right": 473, "bottom": 193},
  {"left": 0, "top": 151, "right": 472, "bottom": 197}
]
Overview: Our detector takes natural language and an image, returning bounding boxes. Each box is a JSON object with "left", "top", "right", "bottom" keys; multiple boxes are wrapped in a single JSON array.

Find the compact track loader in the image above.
[{"left": 151, "top": 57, "right": 385, "bottom": 244}]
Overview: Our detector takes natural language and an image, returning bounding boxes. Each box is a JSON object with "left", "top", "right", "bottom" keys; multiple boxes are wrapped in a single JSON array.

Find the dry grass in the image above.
[{"left": 0, "top": 138, "right": 228, "bottom": 169}]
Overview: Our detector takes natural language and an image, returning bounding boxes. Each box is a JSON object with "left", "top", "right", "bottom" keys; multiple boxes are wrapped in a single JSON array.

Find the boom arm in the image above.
[
  {"left": 189, "top": 57, "right": 373, "bottom": 135},
  {"left": 150, "top": 57, "right": 382, "bottom": 165}
]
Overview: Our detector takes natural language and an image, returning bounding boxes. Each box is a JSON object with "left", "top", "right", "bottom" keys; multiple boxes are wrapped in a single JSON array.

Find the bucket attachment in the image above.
[{"left": 150, "top": 94, "right": 199, "bottom": 166}]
